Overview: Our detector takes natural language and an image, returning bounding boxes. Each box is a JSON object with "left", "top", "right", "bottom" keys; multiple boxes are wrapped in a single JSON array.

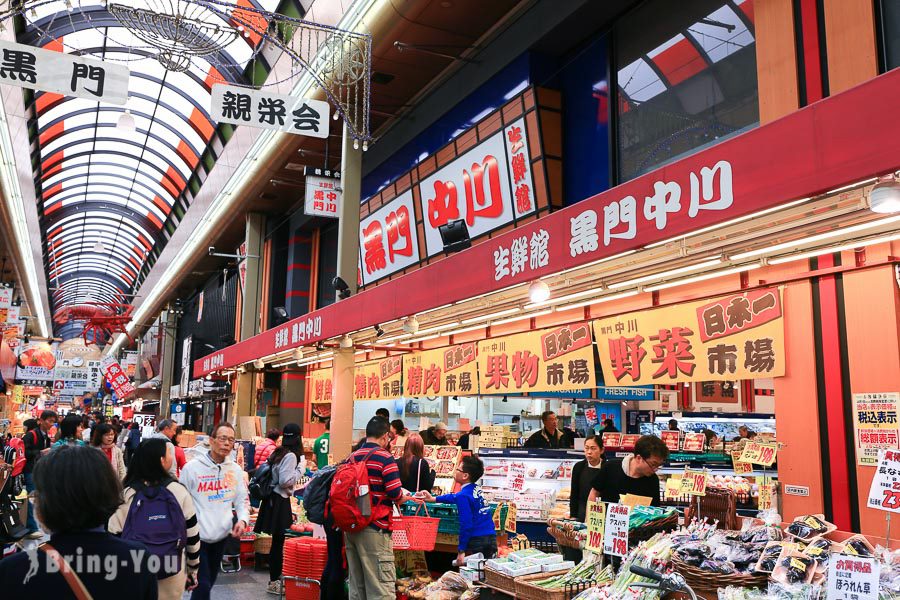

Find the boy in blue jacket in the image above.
[{"left": 420, "top": 455, "right": 497, "bottom": 565}]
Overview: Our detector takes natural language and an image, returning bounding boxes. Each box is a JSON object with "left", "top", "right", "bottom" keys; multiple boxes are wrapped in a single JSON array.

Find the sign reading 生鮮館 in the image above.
[
  {"left": 403, "top": 343, "right": 478, "bottom": 398},
  {"left": 477, "top": 322, "right": 596, "bottom": 394},
  {"left": 594, "top": 288, "right": 784, "bottom": 385},
  {"left": 353, "top": 356, "right": 403, "bottom": 401}
]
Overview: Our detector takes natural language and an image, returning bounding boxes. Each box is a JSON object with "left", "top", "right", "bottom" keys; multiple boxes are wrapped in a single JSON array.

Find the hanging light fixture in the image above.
[
  {"left": 92, "top": 240, "right": 106, "bottom": 253},
  {"left": 117, "top": 109, "right": 136, "bottom": 131},
  {"left": 868, "top": 175, "right": 900, "bottom": 214},
  {"left": 528, "top": 280, "right": 550, "bottom": 303}
]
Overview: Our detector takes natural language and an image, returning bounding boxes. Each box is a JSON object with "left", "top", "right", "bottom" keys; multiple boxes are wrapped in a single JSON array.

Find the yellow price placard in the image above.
[
  {"left": 664, "top": 477, "right": 683, "bottom": 500},
  {"left": 585, "top": 501, "right": 606, "bottom": 554},
  {"left": 680, "top": 469, "right": 709, "bottom": 496},
  {"left": 758, "top": 481, "right": 775, "bottom": 510},
  {"left": 620, "top": 494, "right": 653, "bottom": 508},
  {"left": 731, "top": 451, "right": 754, "bottom": 475},
  {"left": 740, "top": 441, "right": 778, "bottom": 466},
  {"left": 505, "top": 503, "right": 517, "bottom": 533}
]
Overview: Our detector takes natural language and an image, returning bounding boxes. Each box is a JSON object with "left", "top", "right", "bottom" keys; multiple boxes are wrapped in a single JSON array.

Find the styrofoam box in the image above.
[
  {"left": 542, "top": 561, "right": 575, "bottom": 572},
  {"left": 500, "top": 563, "right": 542, "bottom": 577},
  {"left": 525, "top": 554, "right": 565, "bottom": 566},
  {"left": 459, "top": 566, "right": 480, "bottom": 583}
]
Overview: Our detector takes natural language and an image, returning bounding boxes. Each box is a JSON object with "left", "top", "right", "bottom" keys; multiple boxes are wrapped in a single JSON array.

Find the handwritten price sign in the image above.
[
  {"left": 603, "top": 503, "right": 631, "bottom": 557},
  {"left": 682, "top": 432, "right": 705, "bottom": 452},
  {"left": 867, "top": 449, "right": 900, "bottom": 513},
  {"left": 602, "top": 432, "right": 623, "bottom": 448},
  {"left": 680, "top": 469, "right": 708, "bottom": 496},
  {"left": 664, "top": 477, "right": 683, "bottom": 500},
  {"left": 731, "top": 451, "right": 754, "bottom": 475},
  {"left": 661, "top": 430, "right": 680, "bottom": 451},
  {"left": 758, "top": 480, "right": 775, "bottom": 510},
  {"left": 740, "top": 441, "right": 778, "bottom": 466},
  {"left": 585, "top": 501, "right": 606, "bottom": 554}
]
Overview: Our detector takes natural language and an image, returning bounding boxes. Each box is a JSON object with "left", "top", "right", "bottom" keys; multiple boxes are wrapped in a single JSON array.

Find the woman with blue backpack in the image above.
[
  {"left": 254, "top": 422, "right": 303, "bottom": 596},
  {"left": 109, "top": 438, "right": 201, "bottom": 600}
]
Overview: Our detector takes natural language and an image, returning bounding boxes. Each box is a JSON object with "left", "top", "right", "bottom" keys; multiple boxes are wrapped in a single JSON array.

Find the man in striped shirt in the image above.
[{"left": 345, "top": 416, "right": 406, "bottom": 600}]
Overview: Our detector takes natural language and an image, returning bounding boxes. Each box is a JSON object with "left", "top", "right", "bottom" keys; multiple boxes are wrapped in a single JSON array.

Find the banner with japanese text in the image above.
[
  {"left": 594, "top": 288, "right": 784, "bottom": 385},
  {"left": 307, "top": 368, "right": 334, "bottom": 404},
  {"left": 100, "top": 355, "right": 134, "bottom": 399},
  {"left": 353, "top": 356, "right": 403, "bottom": 401},
  {"left": 477, "top": 322, "right": 596, "bottom": 394},
  {"left": 403, "top": 343, "right": 478, "bottom": 397}
]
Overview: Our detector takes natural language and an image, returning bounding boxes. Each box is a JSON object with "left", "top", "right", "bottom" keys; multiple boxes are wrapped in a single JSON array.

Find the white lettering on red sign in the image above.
[
  {"left": 568, "top": 160, "right": 733, "bottom": 257},
  {"left": 201, "top": 353, "right": 225, "bottom": 372},
  {"left": 493, "top": 229, "right": 550, "bottom": 282},
  {"left": 290, "top": 315, "right": 323, "bottom": 344}
]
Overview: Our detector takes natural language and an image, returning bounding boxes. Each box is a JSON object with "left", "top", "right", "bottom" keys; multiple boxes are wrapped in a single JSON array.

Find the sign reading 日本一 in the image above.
[
  {"left": 210, "top": 83, "right": 329, "bottom": 138},
  {"left": 594, "top": 288, "right": 785, "bottom": 385},
  {"left": 0, "top": 40, "right": 129, "bottom": 104}
]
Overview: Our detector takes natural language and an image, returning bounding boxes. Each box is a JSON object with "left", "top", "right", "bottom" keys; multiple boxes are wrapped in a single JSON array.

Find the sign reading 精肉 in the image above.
[
  {"left": 0, "top": 40, "right": 129, "bottom": 104},
  {"left": 585, "top": 501, "right": 606, "bottom": 554},
  {"left": 304, "top": 171, "right": 341, "bottom": 218},
  {"left": 419, "top": 119, "right": 536, "bottom": 258},
  {"left": 852, "top": 392, "right": 900, "bottom": 466},
  {"left": 403, "top": 343, "right": 478, "bottom": 397},
  {"left": 867, "top": 449, "right": 900, "bottom": 513},
  {"left": 594, "top": 288, "right": 784, "bottom": 385},
  {"left": 210, "top": 83, "right": 329, "bottom": 137},
  {"left": 603, "top": 503, "right": 630, "bottom": 557},
  {"left": 353, "top": 357, "right": 403, "bottom": 401},
  {"left": 477, "top": 322, "right": 596, "bottom": 394}
]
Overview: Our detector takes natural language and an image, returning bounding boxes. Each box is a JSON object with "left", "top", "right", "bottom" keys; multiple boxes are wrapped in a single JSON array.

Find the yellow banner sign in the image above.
[
  {"left": 477, "top": 322, "right": 596, "bottom": 394},
  {"left": 353, "top": 356, "right": 403, "bottom": 401},
  {"left": 307, "top": 369, "right": 333, "bottom": 404},
  {"left": 403, "top": 343, "right": 478, "bottom": 397},
  {"left": 594, "top": 288, "right": 784, "bottom": 385}
]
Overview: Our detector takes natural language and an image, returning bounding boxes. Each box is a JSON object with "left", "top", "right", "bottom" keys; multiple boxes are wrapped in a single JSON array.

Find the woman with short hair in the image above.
[
  {"left": 91, "top": 422, "right": 126, "bottom": 480},
  {"left": 53, "top": 413, "right": 86, "bottom": 448}
]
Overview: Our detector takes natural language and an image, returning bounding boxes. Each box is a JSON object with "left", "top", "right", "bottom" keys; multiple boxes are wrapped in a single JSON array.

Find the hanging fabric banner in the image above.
[
  {"left": 353, "top": 356, "right": 403, "bottom": 401},
  {"left": 594, "top": 288, "right": 785, "bottom": 385},
  {"left": 211, "top": 83, "right": 329, "bottom": 138},
  {"left": 477, "top": 322, "right": 596, "bottom": 394},
  {"left": 403, "top": 342, "right": 478, "bottom": 397}
]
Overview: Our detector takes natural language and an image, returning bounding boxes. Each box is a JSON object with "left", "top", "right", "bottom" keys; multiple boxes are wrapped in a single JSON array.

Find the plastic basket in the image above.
[{"left": 392, "top": 503, "right": 440, "bottom": 551}]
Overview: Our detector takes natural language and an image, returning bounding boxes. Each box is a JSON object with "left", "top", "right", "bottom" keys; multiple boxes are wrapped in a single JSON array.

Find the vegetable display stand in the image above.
[
  {"left": 514, "top": 574, "right": 594, "bottom": 600},
  {"left": 670, "top": 555, "right": 767, "bottom": 596},
  {"left": 629, "top": 512, "right": 679, "bottom": 545},
  {"left": 684, "top": 487, "right": 739, "bottom": 530},
  {"left": 483, "top": 567, "right": 519, "bottom": 596}
]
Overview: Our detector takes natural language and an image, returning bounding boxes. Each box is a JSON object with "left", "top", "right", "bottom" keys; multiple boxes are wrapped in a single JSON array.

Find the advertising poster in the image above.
[
  {"left": 403, "top": 343, "right": 478, "bottom": 397},
  {"left": 594, "top": 288, "right": 784, "bottom": 385},
  {"left": 353, "top": 357, "right": 403, "bottom": 401},
  {"left": 477, "top": 322, "right": 596, "bottom": 394},
  {"left": 852, "top": 392, "right": 900, "bottom": 466},
  {"left": 867, "top": 449, "right": 900, "bottom": 513}
]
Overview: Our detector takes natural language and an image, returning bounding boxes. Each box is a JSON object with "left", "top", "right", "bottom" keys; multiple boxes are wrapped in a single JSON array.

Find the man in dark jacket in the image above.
[
  {"left": 524, "top": 411, "right": 572, "bottom": 449},
  {"left": 22, "top": 409, "right": 56, "bottom": 537},
  {"left": 420, "top": 422, "right": 449, "bottom": 446}
]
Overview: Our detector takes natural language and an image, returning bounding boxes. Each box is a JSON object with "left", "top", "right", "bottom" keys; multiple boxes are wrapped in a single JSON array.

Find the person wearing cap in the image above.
[
  {"left": 254, "top": 422, "right": 303, "bottom": 596},
  {"left": 420, "top": 421, "right": 449, "bottom": 446}
]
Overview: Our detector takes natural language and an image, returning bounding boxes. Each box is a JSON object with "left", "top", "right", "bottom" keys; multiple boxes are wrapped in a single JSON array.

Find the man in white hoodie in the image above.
[{"left": 180, "top": 422, "right": 250, "bottom": 600}]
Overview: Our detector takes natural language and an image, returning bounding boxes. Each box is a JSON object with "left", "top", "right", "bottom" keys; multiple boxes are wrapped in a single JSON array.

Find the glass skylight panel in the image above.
[
  {"left": 618, "top": 58, "right": 667, "bottom": 102},
  {"left": 687, "top": 6, "right": 754, "bottom": 63}
]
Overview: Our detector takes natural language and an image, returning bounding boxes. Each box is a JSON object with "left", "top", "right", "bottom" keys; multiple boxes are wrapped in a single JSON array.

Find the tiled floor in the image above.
[{"left": 180, "top": 567, "right": 274, "bottom": 599}]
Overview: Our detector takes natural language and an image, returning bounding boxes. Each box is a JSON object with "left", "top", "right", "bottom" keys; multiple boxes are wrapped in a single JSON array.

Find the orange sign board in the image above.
[
  {"left": 403, "top": 343, "right": 478, "bottom": 397},
  {"left": 353, "top": 356, "right": 403, "bottom": 401}
]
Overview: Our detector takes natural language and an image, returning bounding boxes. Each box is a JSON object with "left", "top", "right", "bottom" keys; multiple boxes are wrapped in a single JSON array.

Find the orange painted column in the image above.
[
  {"left": 841, "top": 261, "right": 900, "bottom": 544},
  {"left": 774, "top": 281, "right": 826, "bottom": 520}
]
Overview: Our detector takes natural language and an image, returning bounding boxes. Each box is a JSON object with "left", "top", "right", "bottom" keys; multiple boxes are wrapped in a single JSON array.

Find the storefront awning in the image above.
[{"left": 195, "top": 68, "right": 900, "bottom": 377}]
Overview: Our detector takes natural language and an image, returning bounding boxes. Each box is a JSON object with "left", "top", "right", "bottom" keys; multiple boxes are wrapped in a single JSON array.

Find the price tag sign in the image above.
[
  {"left": 682, "top": 432, "right": 705, "bottom": 452},
  {"left": 506, "top": 463, "right": 526, "bottom": 492},
  {"left": 603, "top": 503, "right": 631, "bottom": 557},
  {"left": 680, "top": 469, "right": 708, "bottom": 496},
  {"left": 585, "top": 501, "right": 606, "bottom": 554},
  {"left": 505, "top": 503, "right": 517, "bottom": 533},
  {"left": 866, "top": 449, "right": 900, "bottom": 513},
  {"left": 621, "top": 434, "right": 640, "bottom": 449},
  {"left": 664, "top": 477, "right": 683, "bottom": 500},
  {"left": 758, "top": 480, "right": 774, "bottom": 510},
  {"left": 602, "top": 432, "right": 623, "bottom": 448},
  {"left": 620, "top": 494, "right": 653, "bottom": 508},
  {"left": 731, "top": 451, "right": 754, "bottom": 475},
  {"left": 827, "top": 556, "right": 879, "bottom": 600},
  {"left": 660, "top": 430, "right": 680, "bottom": 451},
  {"left": 740, "top": 441, "right": 778, "bottom": 465}
]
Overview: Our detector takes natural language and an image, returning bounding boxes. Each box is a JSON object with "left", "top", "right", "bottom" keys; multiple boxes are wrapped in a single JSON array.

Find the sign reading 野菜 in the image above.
[
  {"left": 353, "top": 357, "right": 403, "bottom": 401},
  {"left": 403, "top": 343, "right": 478, "bottom": 397},
  {"left": 594, "top": 288, "right": 784, "bottom": 385},
  {"left": 0, "top": 40, "right": 129, "bottom": 104},
  {"left": 852, "top": 392, "right": 900, "bottom": 466},
  {"left": 210, "top": 83, "right": 329, "bottom": 137},
  {"left": 867, "top": 449, "right": 900, "bottom": 513},
  {"left": 477, "top": 322, "right": 596, "bottom": 394}
]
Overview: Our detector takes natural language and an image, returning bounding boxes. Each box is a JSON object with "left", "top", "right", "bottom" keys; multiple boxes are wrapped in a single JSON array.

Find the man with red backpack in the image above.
[
  {"left": 22, "top": 410, "right": 56, "bottom": 538},
  {"left": 331, "top": 416, "right": 410, "bottom": 600}
]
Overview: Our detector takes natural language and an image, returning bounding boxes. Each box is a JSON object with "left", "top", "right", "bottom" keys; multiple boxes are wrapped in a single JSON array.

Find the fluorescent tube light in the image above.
[
  {"left": 643, "top": 263, "right": 762, "bottom": 292},
  {"left": 559, "top": 290, "right": 640, "bottom": 310},
  {"left": 607, "top": 259, "right": 723, "bottom": 289},
  {"left": 491, "top": 309, "right": 554, "bottom": 326},
  {"left": 767, "top": 232, "right": 900, "bottom": 265},
  {"left": 460, "top": 307, "right": 521, "bottom": 324},
  {"left": 442, "top": 324, "right": 489, "bottom": 337}
]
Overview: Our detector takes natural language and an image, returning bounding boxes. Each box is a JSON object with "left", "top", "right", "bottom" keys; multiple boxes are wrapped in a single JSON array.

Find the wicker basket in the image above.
[
  {"left": 547, "top": 525, "right": 584, "bottom": 549},
  {"left": 684, "top": 487, "right": 740, "bottom": 530},
  {"left": 483, "top": 567, "right": 518, "bottom": 595},
  {"left": 670, "top": 555, "right": 767, "bottom": 595},
  {"left": 514, "top": 570, "right": 591, "bottom": 600},
  {"left": 254, "top": 534, "right": 273, "bottom": 555},
  {"left": 629, "top": 512, "right": 679, "bottom": 545}
]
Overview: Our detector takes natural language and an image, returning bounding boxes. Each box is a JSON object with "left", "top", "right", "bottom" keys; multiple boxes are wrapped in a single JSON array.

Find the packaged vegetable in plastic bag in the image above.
[{"left": 771, "top": 551, "right": 816, "bottom": 586}]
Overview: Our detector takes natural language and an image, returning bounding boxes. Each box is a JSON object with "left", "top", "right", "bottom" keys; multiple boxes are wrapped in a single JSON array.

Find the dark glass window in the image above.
[
  {"left": 615, "top": 0, "right": 759, "bottom": 182},
  {"left": 878, "top": 0, "right": 900, "bottom": 71}
]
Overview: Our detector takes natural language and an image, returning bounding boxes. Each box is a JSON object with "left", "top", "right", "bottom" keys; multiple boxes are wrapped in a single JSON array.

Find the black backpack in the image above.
[
  {"left": 248, "top": 461, "right": 277, "bottom": 501},
  {"left": 303, "top": 465, "right": 336, "bottom": 525}
]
